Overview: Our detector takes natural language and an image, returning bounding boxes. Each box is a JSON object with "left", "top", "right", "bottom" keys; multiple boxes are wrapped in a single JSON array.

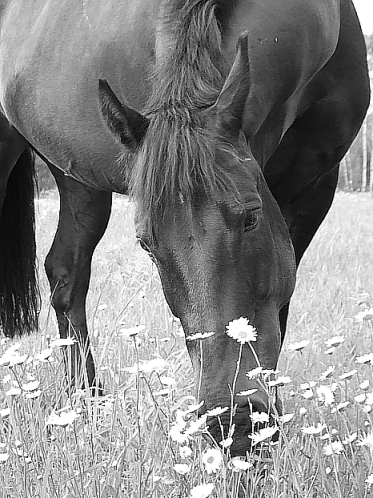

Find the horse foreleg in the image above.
[{"left": 45, "top": 164, "right": 112, "bottom": 393}]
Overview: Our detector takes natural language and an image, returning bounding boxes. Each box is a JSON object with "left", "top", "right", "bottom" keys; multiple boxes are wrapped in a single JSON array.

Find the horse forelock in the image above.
[{"left": 129, "top": 0, "right": 242, "bottom": 239}]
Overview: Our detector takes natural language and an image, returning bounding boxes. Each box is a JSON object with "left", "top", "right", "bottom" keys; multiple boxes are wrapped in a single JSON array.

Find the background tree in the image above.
[{"left": 338, "top": 34, "right": 373, "bottom": 192}]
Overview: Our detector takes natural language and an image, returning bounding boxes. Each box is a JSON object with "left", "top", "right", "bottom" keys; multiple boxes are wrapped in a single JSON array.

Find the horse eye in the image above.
[{"left": 244, "top": 210, "right": 260, "bottom": 232}]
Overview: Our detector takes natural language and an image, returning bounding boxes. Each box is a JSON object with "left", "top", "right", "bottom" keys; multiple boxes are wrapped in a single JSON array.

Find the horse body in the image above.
[
  {"left": 0, "top": 0, "right": 369, "bottom": 455},
  {"left": 0, "top": 0, "right": 350, "bottom": 187}
]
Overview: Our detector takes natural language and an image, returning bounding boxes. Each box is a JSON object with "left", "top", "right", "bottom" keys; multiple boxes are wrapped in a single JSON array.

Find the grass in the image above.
[{"left": 0, "top": 191, "right": 372, "bottom": 498}]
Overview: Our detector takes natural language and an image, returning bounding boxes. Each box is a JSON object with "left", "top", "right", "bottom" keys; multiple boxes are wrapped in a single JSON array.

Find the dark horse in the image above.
[{"left": 0, "top": 0, "right": 369, "bottom": 455}]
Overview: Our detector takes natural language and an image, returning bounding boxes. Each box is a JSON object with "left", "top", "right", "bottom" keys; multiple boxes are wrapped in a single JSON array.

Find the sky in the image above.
[{"left": 353, "top": 0, "right": 373, "bottom": 35}]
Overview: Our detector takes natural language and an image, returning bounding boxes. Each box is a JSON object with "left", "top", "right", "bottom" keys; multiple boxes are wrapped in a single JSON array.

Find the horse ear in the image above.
[
  {"left": 213, "top": 33, "right": 251, "bottom": 137},
  {"left": 98, "top": 79, "right": 149, "bottom": 150}
]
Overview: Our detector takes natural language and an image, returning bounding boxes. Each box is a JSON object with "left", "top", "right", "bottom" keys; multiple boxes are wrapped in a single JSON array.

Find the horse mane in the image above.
[{"left": 129, "top": 0, "right": 242, "bottom": 236}]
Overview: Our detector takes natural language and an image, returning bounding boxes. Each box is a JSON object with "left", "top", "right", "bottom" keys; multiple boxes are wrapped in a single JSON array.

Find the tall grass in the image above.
[{"left": 0, "top": 192, "right": 372, "bottom": 497}]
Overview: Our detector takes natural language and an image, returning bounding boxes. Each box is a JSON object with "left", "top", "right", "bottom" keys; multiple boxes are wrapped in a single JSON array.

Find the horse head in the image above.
[{"left": 99, "top": 34, "right": 296, "bottom": 456}]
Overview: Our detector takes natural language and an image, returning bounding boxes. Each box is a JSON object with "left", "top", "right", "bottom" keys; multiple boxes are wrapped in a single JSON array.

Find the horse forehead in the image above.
[{"left": 150, "top": 201, "right": 237, "bottom": 246}]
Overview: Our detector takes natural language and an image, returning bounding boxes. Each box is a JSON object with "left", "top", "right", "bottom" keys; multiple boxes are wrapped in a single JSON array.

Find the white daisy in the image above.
[
  {"left": 185, "top": 401, "right": 204, "bottom": 413},
  {"left": 220, "top": 437, "right": 233, "bottom": 448},
  {"left": 249, "top": 426, "right": 278, "bottom": 445},
  {"left": 331, "top": 401, "right": 349, "bottom": 413},
  {"left": 0, "top": 408, "right": 10, "bottom": 419},
  {"left": 365, "top": 391, "right": 373, "bottom": 405},
  {"left": 0, "top": 353, "right": 28, "bottom": 367},
  {"left": 246, "top": 367, "right": 263, "bottom": 379},
  {"left": 339, "top": 370, "right": 357, "bottom": 380},
  {"left": 360, "top": 380, "right": 370, "bottom": 391},
  {"left": 202, "top": 448, "right": 223, "bottom": 474},
  {"left": 24, "top": 390, "right": 42, "bottom": 400},
  {"left": 206, "top": 406, "right": 228, "bottom": 417},
  {"left": 319, "top": 366, "right": 335, "bottom": 381},
  {"left": 5, "top": 387, "right": 21, "bottom": 397},
  {"left": 250, "top": 412, "right": 269, "bottom": 424},
  {"left": 231, "top": 457, "right": 253, "bottom": 471},
  {"left": 226, "top": 317, "right": 257, "bottom": 344},
  {"left": 50, "top": 337, "right": 76, "bottom": 347},
  {"left": 301, "top": 423, "right": 326, "bottom": 435},
  {"left": 47, "top": 409, "right": 80, "bottom": 428},
  {"left": 324, "top": 347, "right": 336, "bottom": 355},
  {"left": 35, "top": 348, "right": 53, "bottom": 362},
  {"left": 354, "top": 393, "right": 366, "bottom": 404},
  {"left": 185, "top": 414, "right": 208, "bottom": 436},
  {"left": 179, "top": 446, "right": 192, "bottom": 458},
  {"left": 267, "top": 376, "right": 291, "bottom": 387},
  {"left": 287, "top": 340, "right": 310, "bottom": 352},
  {"left": 358, "top": 432, "right": 373, "bottom": 449},
  {"left": 302, "top": 389, "right": 314, "bottom": 400},
  {"left": 366, "top": 474, "right": 373, "bottom": 487},
  {"left": 342, "top": 433, "right": 357, "bottom": 444},
  {"left": 21, "top": 381, "right": 40, "bottom": 392},
  {"left": 279, "top": 413, "right": 295, "bottom": 424},
  {"left": 236, "top": 389, "right": 258, "bottom": 396},
  {"left": 355, "top": 308, "right": 373, "bottom": 323},
  {"left": 356, "top": 353, "right": 373, "bottom": 365},
  {"left": 323, "top": 441, "right": 343, "bottom": 455},
  {"left": 173, "top": 463, "right": 190, "bottom": 475},
  {"left": 324, "top": 336, "right": 345, "bottom": 348},
  {"left": 190, "top": 483, "right": 214, "bottom": 498},
  {"left": 317, "top": 385, "right": 334, "bottom": 406},
  {"left": 169, "top": 411, "right": 188, "bottom": 444}
]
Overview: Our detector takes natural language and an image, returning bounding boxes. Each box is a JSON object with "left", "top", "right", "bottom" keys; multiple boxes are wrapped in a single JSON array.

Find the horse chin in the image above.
[
  {"left": 205, "top": 407, "right": 251, "bottom": 455},
  {"left": 204, "top": 421, "right": 253, "bottom": 457},
  {"left": 205, "top": 404, "right": 278, "bottom": 457}
]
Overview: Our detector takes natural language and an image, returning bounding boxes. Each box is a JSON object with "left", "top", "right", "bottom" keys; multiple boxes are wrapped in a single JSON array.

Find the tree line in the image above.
[{"left": 338, "top": 34, "right": 373, "bottom": 192}]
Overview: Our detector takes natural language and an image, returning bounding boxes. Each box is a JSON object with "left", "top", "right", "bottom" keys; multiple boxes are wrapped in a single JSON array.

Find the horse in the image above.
[{"left": 0, "top": 0, "right": 369, "bottom": 456}]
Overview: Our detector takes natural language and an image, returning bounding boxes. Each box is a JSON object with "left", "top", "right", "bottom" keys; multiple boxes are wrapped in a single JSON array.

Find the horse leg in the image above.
[
  {"left": 265, "top": 101, "right": 350, "bottom": 268},
  {"left": 45, "top": 164, "right": 112, "bottom": 392},
  {"left": 275, "top": 167, "right": 339, "bottom": 345},
  {"left": 265, "top": 86, "right": 366, "bottom": 339},
  {"left": 281, "top": 167, "right": 339, "bottom": 266}
]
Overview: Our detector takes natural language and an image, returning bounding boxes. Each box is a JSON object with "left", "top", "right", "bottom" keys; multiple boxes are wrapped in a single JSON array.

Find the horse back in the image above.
[{"left": 0, "top": 0, "right": 367, "bottom": 191}]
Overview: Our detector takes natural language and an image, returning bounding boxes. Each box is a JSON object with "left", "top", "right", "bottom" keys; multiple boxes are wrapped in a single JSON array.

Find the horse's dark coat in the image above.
[{"left": 0, "top": 0, "right": 369, "bottom": 455}]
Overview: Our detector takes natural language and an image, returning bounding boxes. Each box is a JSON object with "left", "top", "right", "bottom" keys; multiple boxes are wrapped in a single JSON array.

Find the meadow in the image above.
[{"left": 0, "top": 191, "right": 372, "bottom": 498}]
